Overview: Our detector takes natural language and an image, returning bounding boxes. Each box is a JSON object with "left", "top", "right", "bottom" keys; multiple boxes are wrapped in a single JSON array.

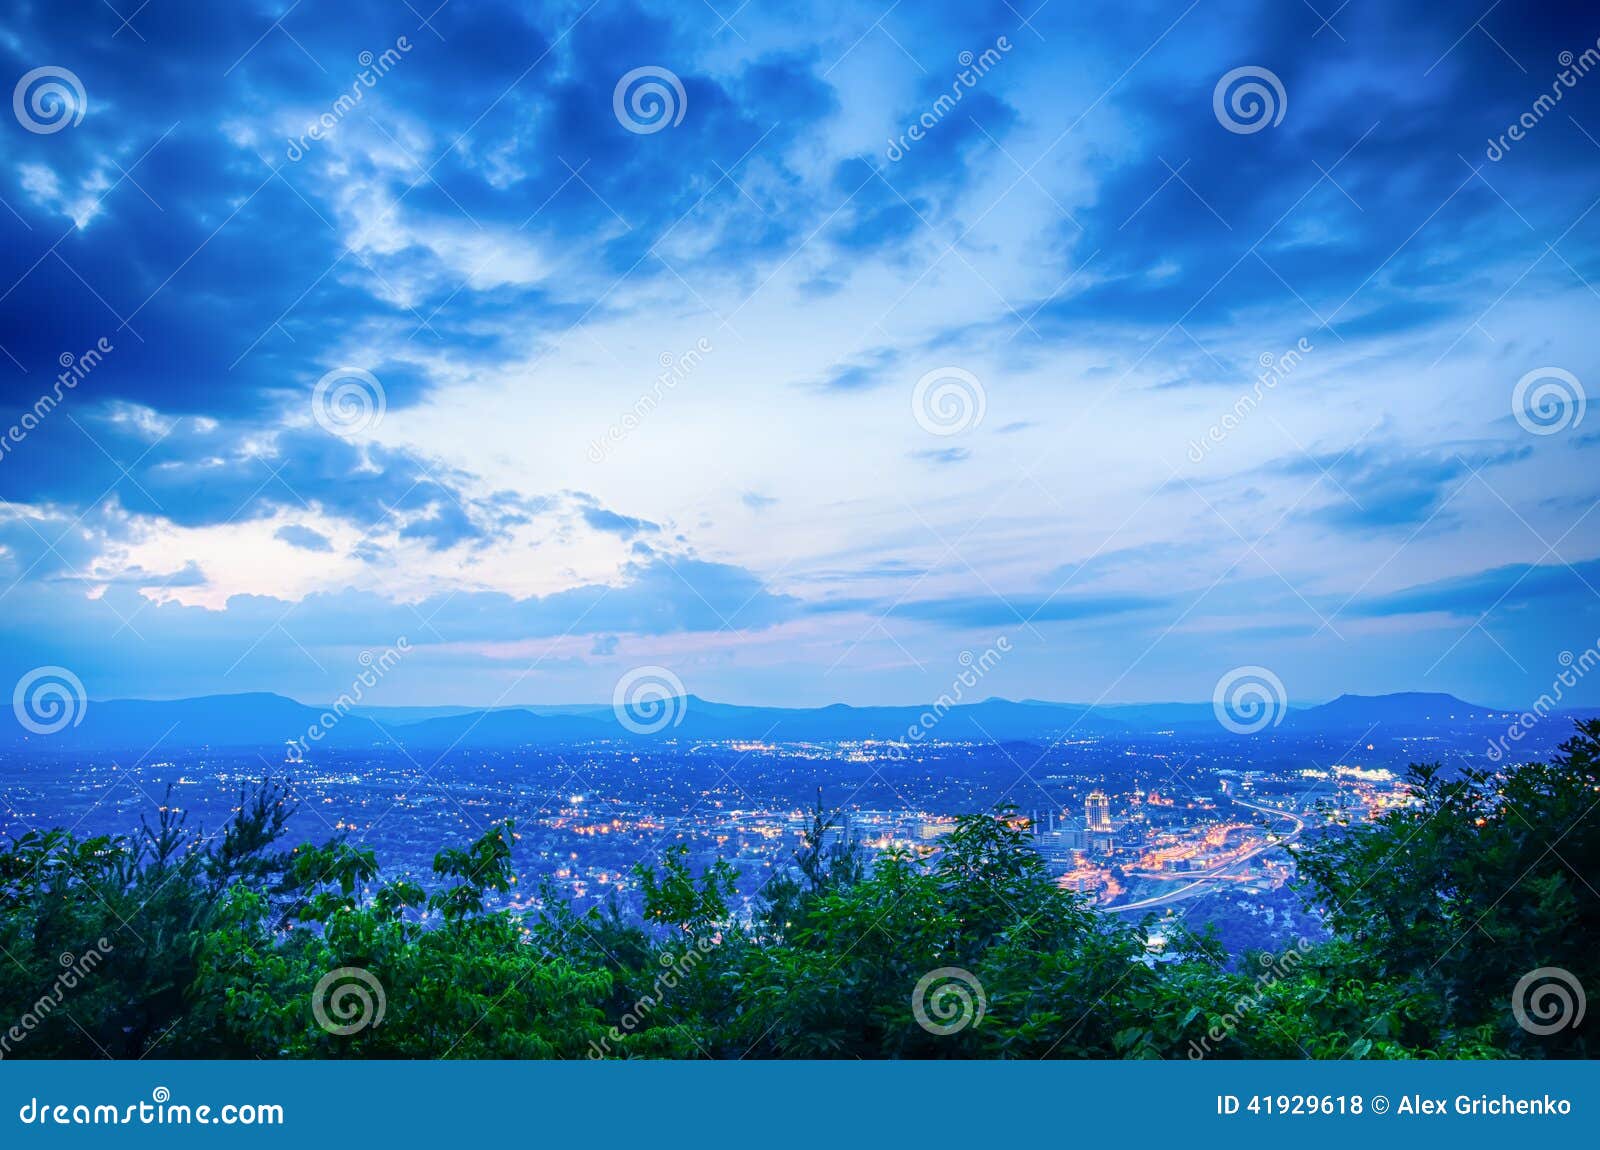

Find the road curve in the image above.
[{"left": 1102, "top": 796, "right": 1305, "bottom": 914}]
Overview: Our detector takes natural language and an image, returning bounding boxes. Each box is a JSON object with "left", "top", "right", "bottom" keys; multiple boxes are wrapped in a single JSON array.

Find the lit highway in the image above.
[{"left": 1103, "top": 796, "right": 1306, "bottom": 914}]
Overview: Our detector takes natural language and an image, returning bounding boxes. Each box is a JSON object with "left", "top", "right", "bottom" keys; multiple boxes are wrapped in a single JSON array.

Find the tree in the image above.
[
  {"left": 759, "top": 787, "right": 864, "bottom": 943},
  {"left": 1292, "top": 720, "right": 1599, "bottom": 1058},
  {"left": 4, "top": 723, "right": 1596, "bottom": 1060}
]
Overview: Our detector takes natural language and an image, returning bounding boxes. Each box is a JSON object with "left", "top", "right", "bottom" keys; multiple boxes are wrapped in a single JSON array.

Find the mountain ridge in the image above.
[{"left": 0, "top": 688, "right": 1546, "bottom": 753}]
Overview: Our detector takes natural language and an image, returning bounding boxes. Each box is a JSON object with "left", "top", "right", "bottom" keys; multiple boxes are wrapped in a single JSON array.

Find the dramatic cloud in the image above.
[{"left": 0, "top": 0, "right": 1595, "bottom": 707}]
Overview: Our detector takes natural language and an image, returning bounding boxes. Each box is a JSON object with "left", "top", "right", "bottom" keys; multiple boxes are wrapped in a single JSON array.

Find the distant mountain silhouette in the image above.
[
  {"left": 0, "top": 688, "right": 1536, "bottom": 754},
  {"left": 358, "top": 708, "right": 618, "bottom": 750},
  {"left": 9, "top": 692, "right": 363, "bottom": 754},
  {"left": 1089, "top": 701, "right": 1231, "bottom": 728},
  {"left": 1284, "top": 691, "right": 1507, "bottom": 731}
]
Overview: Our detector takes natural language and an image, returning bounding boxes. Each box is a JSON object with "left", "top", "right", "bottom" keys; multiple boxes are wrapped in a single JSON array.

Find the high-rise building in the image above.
[{"left": 1086, "top": 790, "right": 1111, "bottom": 833}]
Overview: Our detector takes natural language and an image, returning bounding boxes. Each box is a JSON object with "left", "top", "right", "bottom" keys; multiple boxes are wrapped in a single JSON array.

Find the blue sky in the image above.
[{"left": 1, "top": 0, "right": 1597, "bottom": 709}]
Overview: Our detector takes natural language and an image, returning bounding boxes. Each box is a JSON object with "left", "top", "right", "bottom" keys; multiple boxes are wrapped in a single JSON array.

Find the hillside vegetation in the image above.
[{"left": 2, "top": 723, "right": 1595, "bottom": 1060}]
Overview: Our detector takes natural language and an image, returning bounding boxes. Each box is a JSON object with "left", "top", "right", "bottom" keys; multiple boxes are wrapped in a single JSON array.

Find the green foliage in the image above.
[
  {"left": 1293, "top": 719, "right": 1600, "bottom": 1058},
  {"left": 2, "top": 724, "right": 1597, "bottom": 1059},
  {"left": 760, "top": 787, "right": 865, "bottom": 945}
]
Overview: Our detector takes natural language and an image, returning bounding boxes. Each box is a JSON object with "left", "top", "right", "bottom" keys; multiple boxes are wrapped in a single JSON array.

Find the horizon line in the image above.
[{"left": 79, "top": 687, "right": 1523, "bottom": 713}]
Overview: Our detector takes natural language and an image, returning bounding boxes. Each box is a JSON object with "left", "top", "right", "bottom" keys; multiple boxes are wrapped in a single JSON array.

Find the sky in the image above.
[{"left": 1, "top": 0, "right": 1598, "bottom": 711}]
